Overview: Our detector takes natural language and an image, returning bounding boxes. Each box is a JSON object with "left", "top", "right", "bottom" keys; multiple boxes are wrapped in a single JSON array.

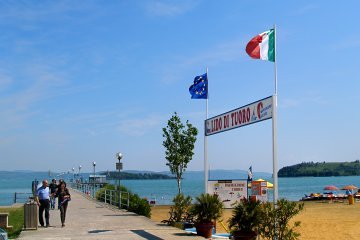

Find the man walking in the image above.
[{"left": 36, "top": 180, "right": 51, "bottom": 227}]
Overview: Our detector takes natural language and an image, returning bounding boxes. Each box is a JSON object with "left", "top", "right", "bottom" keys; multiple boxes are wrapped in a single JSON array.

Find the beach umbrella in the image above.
[
  {"left": 323, "top": 185, "right": 339, "bottom": 191},
  {"left": 248, "top": 179, "right": 273, "bottom": 188},
  {"left": 341, "top": 185, "right": 358, "bottom": 190}
]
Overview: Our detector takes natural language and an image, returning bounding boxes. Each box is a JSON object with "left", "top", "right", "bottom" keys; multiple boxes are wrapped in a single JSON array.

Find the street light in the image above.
[
  {"left": 78, "top": 165, "right": 82, "bottom": 182},
  {"left": 72, "top": 168, "right": 75, "bottom": 182},
  {"left": 116, "top": 152, "right": 123, "bottom": 209},
  {"left": 92, "top": 161, "right": 96, "bottom": 198}
]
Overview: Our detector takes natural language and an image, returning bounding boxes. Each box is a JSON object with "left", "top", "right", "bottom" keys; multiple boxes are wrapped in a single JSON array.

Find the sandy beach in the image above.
[{"left": 151, "top": 200, "right": 360, "bottom": 240}]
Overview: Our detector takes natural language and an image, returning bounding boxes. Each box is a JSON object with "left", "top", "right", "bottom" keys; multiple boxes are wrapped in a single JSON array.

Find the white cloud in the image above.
[
  {"left": 156, "top": 39, "right": 244, "bottom": 84},
  {"left": 117, "top": 115, "right": 163, "bottom": 136},
  {"left": 280, "top": 94, "right": 328, "bottom": 109}
]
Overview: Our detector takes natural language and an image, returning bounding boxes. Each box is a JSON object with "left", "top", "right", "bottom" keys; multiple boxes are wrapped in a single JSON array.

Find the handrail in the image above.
[
  {"left": 69, "top": 183, "right": 130, "bottom": 209},
  {"left": 14, "top": 192, "right": 33, "bottom": 204},
  {"left": 98, "top": 189, "right": 130, "bottom": 209}
]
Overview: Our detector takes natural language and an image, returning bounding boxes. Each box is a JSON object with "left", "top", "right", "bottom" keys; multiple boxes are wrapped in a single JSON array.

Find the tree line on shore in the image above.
[{"left": 278, "top": 160, "right": 360, "bottom": 177}]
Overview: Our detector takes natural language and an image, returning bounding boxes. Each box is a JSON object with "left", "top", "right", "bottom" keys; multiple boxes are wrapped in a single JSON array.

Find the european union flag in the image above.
[{"left": 189, "top": 73, "right": 208, "bottom": 99}]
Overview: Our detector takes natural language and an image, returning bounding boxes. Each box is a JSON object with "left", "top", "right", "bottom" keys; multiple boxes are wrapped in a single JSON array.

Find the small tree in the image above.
[
  {"left": 162, "top": 112, "right": 198, "bottom": 194},
  {"left": 259, "top": 199, "right": 304, "bottom": 240}
]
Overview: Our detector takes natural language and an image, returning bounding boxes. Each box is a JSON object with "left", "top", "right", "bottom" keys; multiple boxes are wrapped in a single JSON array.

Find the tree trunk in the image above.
[{"left": 177, "top": 177, "right": 181, "bottom": 194}]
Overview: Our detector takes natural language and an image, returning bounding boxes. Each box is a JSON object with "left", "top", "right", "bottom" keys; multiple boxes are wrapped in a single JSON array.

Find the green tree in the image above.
[{"left": 162, "top": 112, "right": 198, "bottom": 194}]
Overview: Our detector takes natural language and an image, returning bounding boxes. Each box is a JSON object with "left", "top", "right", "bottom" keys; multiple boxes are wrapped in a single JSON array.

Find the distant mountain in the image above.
[
  {"left": 121, "top": 169, "right": 271, "bottom": 180},
  {"left": 99, "top": 171, "right": 174, "bottom": 180},
  {"left": 278, "top": 160, "right": 360, "bottom": 177}
]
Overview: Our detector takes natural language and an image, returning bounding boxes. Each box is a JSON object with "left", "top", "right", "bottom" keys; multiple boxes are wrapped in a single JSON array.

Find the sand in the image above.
[{"left": 151, "top": 200, "right": 360, "bottom": 240}]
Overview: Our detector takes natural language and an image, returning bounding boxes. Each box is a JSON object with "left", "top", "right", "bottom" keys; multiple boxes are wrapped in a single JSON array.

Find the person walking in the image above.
[
  {"left": 35, "top": 180, "right": 51, "bottom": 227},
  {"left": 57, "top": 179, "right": 64, "bottom": 210},
  {"left": 49, "top": 179, "right": 57, "bottom": 210},
  {"left": 55, "top": 181, "right": 71, "bottom": 227}
]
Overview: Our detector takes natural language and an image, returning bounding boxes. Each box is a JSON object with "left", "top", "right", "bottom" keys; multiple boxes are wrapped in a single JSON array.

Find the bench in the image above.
[{"left": 0, "top": 213, "right": 13, "bottom": 230}]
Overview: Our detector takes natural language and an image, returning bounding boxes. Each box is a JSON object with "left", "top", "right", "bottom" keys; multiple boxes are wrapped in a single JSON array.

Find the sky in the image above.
[{"left": 0, "top": 0, "right": 359, "bottom": 174}]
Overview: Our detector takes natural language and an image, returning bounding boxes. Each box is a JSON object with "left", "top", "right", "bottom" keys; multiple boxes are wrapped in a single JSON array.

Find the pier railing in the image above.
[
  {"left": 97, "top": 189, "right": 130, "bottom": 209},
  {"left": 69, "top": 183, "right": 130, "bottom": 209},
  {"left": 14, "top": 192, "right": 33, "bottom": 204}
]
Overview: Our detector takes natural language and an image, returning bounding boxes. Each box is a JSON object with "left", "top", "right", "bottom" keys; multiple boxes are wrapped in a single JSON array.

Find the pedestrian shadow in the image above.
[
  {"left": 88, "top": 229, "right": 113, "bottom": 234},
  {"left": 130, "top": 230, "right": 164, "bottom": 240},
  {"left": 103, "top": 214, "right": 136, "bottom": 217}
]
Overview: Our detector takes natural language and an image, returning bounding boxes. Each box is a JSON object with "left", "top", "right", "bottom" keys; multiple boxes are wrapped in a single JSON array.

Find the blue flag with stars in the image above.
[{"left": 189, "top": 73, "right": 208, "bottom": 99}]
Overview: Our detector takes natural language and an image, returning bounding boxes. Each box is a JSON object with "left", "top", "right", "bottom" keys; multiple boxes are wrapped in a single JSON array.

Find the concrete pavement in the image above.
[{"left": 18, "top": 189, "right": 203, "bottom": 240}]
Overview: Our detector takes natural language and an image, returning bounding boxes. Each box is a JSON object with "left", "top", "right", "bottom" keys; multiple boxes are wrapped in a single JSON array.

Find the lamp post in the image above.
[
  {"left": 116, "top": 152, "right": 123, "bottom": 209},
  {"left": 92, "top": 161, "right": 96, "bottom": 198},
  {"left": 72, "top": 168, "right": 75, "bottom": 182},
  {"left": 78, "top": 165, "right": 82, "bottom": 182}
]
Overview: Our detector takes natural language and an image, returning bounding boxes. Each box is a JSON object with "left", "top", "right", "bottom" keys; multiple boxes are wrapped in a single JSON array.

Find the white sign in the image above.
[
  {"left": 207, "top": 180, "right": 248, "bottom": 208},
  {"left": 205, "top": 96, "right": 273, "bottom": 136}
]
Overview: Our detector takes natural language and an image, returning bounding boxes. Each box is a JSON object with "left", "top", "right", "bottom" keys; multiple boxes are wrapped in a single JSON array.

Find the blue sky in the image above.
[{"left": 1, "top": 1, "right": 359, "bottom": 173}]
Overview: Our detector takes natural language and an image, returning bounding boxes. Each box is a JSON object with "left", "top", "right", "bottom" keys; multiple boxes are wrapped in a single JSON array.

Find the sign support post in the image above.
[
  {"left": 204, "top": 67, "right": 209, "bottom": 194},
  {"left": 272, "top": 24, "right": 278, "bottom": 205}
]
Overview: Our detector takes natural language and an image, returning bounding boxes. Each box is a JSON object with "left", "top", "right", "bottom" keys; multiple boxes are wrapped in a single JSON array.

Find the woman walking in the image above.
[{"left": 56, "top": 181, "right": 71, "bottom": 227}]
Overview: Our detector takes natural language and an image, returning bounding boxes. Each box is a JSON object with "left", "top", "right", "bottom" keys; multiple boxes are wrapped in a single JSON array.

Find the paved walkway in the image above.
[{"left": 19, "top": 189, "right": 203, "bottom": 240}]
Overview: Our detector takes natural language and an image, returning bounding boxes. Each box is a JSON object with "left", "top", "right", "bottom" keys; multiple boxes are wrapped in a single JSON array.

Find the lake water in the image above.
[{"left": 1, "top": 171, "right": 359, "bottom": 206}]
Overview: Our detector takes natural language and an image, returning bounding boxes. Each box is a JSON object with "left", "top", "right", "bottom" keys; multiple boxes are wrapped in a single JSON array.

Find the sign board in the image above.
[
  {"left": 205, "top": 96, "right": 273, "bottom": 136},
  {"left": 251, "top": 181, "right": 268, "bottom": 202},
  {"left": 116, "top": 162, "right": 123, "bottom": 170},
  {"left": 208, "top": 180, "right": 248, "bottom": 208}
]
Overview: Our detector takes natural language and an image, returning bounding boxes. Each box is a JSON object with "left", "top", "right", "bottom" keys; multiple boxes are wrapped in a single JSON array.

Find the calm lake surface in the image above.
[{"left": 1, "top": 171, "right": 359, "bottom": 205}]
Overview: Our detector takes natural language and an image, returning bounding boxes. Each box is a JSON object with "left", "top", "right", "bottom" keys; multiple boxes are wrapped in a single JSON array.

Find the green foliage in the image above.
[
  {"left": 128, "top": 193, "right": 151, "bottom": 218},
  {"left": 163, "top": 193, "right": 193, "bottom": 225},
  {"left": 278, "top": 160, "right": 360, "bottom": 177},
  {"left": 162, "top": 112, "right": 198, "bottom": 194},
  {"left": 258, "top": 199, "right": 304, "bottom": 240},
  {"left": 190, "top": 193, "right": 223, "bottom": 224},
  {"left": 0, "top": 206, "right": 24, "bottom": 238},
  {"left": 96, "top": 184, "right": 151, "bottom": 218},
  {"left": 228, "top": 198, "right": 262, "bottom": 234}
]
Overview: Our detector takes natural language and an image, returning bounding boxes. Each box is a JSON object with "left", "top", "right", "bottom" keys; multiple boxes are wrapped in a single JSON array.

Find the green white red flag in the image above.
[{"left": 246, "top": 29, "right": 275, "bottom": 62}]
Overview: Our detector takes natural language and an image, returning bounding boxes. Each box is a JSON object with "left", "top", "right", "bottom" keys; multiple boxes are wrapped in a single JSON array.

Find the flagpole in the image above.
[
  {"left": 204, "top": 67, "right": 209, "bottom": 194},
  {"left": 272, "top": 24, "right": 279, "bottom": 205}
]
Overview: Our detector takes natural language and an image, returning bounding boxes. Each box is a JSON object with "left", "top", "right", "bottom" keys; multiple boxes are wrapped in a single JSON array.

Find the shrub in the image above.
[
  {"left": 259, "top": 199, "right": 304, "bottom": 240},
  {"left": 128, "top": 193, "right": 151, "bottom": 218},
  {"left": 228, "top": 198, "right": 262, "bottom": 235},
  {"left": 163, "top": 193, "right": 192, "bottom": 225},
  {"left": 96, "top": 184, "right": 151, "bottom": 218},
  {"left": 190, "top": 193, "right": 223, "bottom": 224}
]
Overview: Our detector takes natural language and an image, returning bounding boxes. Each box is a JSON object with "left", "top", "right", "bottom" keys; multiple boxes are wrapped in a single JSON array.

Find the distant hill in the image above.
[
  {"left": 107, "top": 169, "right": 271, "bottom": 180},
  {"left": 100, "top": 171, "right": 175, "bottom": 180},
  {"left": 278, "top": 160, "right": 360, "bottom": 177}
]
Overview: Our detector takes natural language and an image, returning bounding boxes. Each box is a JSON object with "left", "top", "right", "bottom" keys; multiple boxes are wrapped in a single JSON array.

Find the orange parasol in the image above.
[
  {"left": 323, "top": 185, "right": 339, "bottom": 191},
  {"left": 341, "top": 185, "right": 358, "bottom": 190}
]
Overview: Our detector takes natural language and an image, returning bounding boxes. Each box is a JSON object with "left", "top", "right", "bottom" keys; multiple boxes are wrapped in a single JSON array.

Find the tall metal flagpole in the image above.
[
  {"left": 204, "top": 67, "right": 209, "bottom": 194},
  {"left": 272, "top": 24, "right": 279, "bottom": 204}
]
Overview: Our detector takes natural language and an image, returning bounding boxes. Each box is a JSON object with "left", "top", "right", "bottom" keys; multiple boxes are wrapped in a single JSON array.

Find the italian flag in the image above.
[{"left": 246, "top": 29, "right": 275, "bottom": 62}]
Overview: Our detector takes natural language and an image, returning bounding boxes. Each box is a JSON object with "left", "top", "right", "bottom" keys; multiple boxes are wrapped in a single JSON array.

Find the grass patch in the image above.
[{"left": 0, "top": 206, "right": 24, "bottom": 239}]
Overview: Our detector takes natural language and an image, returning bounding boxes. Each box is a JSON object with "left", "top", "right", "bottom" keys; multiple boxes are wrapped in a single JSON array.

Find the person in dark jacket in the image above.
[
  {"left": 57, "top": 179, "right": 64, "bottom": 209},
  {"left": 48, "top": 179, "right": 58, "bottom": 210},
  {"left": 55, "top": 181, "right": 71, "bottom": 227}
]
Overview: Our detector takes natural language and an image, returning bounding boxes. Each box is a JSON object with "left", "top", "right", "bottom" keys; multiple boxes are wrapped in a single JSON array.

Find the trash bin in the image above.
[
  {"left": 0, "top": 228, "right": 8, "bottom": 240},
  {"left": 24, "top": 201, "right": 38, "bottom": 230},
  {"left": 348, "top": 195, "right": 355, "bottom": 205}
]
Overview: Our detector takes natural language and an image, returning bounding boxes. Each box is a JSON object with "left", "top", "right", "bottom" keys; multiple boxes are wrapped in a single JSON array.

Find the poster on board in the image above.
[
  {"left": 251, "top": 180, "right": 268, "bottom": 202},
  {"left": 207, "top": 180, "right": 248, "bottom": 208}
]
